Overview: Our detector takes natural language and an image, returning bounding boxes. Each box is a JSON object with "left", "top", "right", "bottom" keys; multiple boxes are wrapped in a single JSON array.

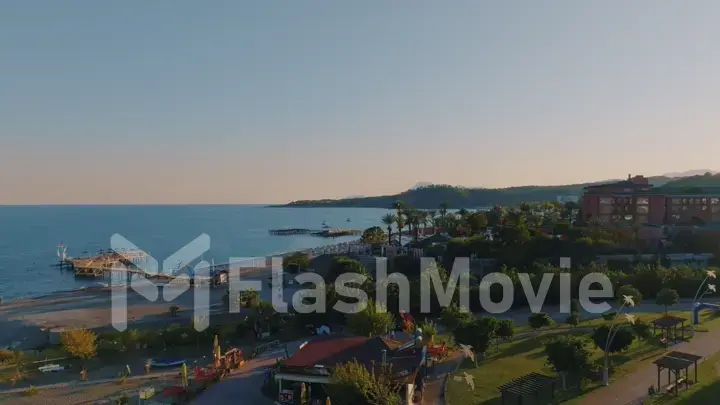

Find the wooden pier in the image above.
[
  {"left": 269, "top": 228, "right": 312, "bottom": 235},
  {"left": 269, "top": 228, "right": 362, "bottom": 237},
  {"left": 65, "top": 251, "right": 176, "bottom": 280}
]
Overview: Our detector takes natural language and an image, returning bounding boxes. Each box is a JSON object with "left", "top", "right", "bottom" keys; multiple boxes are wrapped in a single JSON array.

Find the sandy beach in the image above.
[
  {"left": 0, "top": 241, "right": 368, "bottom": 349},
  {"left": 0, "top": 265, "right": 302, "bottom": 350}
]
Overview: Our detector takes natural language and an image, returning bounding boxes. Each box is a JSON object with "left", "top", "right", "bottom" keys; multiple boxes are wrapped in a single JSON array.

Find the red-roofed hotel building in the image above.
[{"left": 582, "top": 175, "right": 720, "bottom": 226}]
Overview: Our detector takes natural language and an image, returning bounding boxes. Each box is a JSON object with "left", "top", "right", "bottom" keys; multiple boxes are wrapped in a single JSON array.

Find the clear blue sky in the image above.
[{"left": 2, "top": 1, "right": 720, "bottom": 204}]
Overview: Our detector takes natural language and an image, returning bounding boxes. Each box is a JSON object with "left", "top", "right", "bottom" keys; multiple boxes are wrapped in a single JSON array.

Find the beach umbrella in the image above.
[
  {"left": 213, "top": 334, "right": 222, "bottom": 360},
  {"left": 180, "top": 362, "right": 188, "bottom": 387}
]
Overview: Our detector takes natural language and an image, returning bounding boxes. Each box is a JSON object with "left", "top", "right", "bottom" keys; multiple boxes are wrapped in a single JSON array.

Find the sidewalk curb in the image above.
[{"left": 438, "top": 355, "right": 464, "bottom": 405}]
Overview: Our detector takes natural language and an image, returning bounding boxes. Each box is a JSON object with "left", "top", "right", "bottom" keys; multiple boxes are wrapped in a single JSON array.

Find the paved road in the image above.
[
  {"left": 193, "top": 340, "right": 304, "bottom": 405},
  {"left": 579, "top": 325, "right": 720, "bottom": 405}
]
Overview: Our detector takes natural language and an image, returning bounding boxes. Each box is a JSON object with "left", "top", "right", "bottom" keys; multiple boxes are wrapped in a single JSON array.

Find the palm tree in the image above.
[
  {"left": 427, "top": 210, "right": 437, "bottom": 232},
  {"left": 418, "top": 210, "right": 429, "bottom": 236},
  {"left": 381, "top": 213, "right": 397, "bottom": 245},
  {"left": 392, "top": 200, "right": 407, "bottom": 217},
  {"left": 439, "top": 201, "right": 449, "bottom": 227},
  {"left": 408, "top": 211, "right": 422, "bottom": 242},
  {"left": 396, "top": 215, "right": 405, "bottom": 247}
]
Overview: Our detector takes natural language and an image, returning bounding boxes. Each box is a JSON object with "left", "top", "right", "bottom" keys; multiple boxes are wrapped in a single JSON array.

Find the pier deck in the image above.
[{"left": 269, "top": 228, "right": 362, "bottom": 237}]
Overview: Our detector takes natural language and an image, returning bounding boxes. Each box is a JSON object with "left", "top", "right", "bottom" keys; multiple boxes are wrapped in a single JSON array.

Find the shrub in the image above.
[
  {"left": 0, "top": 350, "right": 14, "bottom": 364},
  {"left": 60, "top": 329, "right": 97, "bottom": 361},
  {"left": 566, "top": 313, "right": 580, "bottom": 328},
  {"left": 24, "top": 386, "right": 39, "bottom": 396},
  {"left": 602, "top": 312, "right": 617, "bottom": 321}
]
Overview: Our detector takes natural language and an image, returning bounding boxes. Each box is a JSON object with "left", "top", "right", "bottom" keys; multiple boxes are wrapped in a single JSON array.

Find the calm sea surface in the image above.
[{"left": 0, "top": 205, "right": 388, "bottom": 300}]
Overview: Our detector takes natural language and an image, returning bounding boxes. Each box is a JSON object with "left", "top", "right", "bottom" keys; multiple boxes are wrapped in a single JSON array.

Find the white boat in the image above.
[{"left": 38, "top": 364, "right": 65, "bottom": 373}]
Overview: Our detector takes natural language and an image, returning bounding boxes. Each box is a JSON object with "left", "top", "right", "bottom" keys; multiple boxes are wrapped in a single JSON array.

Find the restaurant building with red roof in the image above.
[{"left": 274, "top": 335, "right": 427, "bottom": 404}]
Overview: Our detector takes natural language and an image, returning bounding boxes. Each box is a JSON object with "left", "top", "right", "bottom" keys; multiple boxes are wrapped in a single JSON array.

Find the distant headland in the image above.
[{"left": 270, "top": 171, "right": 720, "bottom": 209}]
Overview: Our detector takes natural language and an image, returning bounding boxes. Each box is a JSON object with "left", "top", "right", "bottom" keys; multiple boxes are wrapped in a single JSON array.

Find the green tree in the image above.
[
  {"left": 361, "top": 226, "right": 387, "bottom": 245},
  {"left": 326, "top": 360, "right": 401, "bottom": 405},
  {"left": 346, "top": 300, "right": 395, "bottom": 337},
  {"left": 60, "top": 329, "right": 97, "bottom": 361},
  {"left": 381, "top": 213, "right": 397, "bottom": 245},
  {"left": 632, "top": 319, "right": 652, "bottom": 349},
  {"left": 395, "top": 215, "right": 405, "bottom": 246},
  {"left": 327, "top": 257, "right": 372, "bottom": 283},
  {"left": 545, "top": 335, "right": 594, "bottom": 390},
  {"left": 656, "top": 288, "right": 680, "bottom": 314},
  {"left": 495, "top": 319, "right": 515, "bottom": 341},
  {"left": 438, "top": 304, "right": 473, "bottom": 331},
  {"left": 566, "top": 313, "right": 580, "bottom": 328},
  {"left": 486, "top": 205, "right": 505, "bottom": 227},
  {"left": 528, "top": 313, "right": 555, "bottom": 332},
  {"left": 283, "top": 251, "right": 309, "bottom": 273},
  {"left": 591, "top": 325, "right": 635, "bottom": 354},
  {"left": 466, "top": 212, "right": 488, "bottom": 234},
  {"left": 616, "top": 285, "right": 643, "bottom": 305},
  {"left": 453, "top": 317, "right": 498, "bottom": 365}
]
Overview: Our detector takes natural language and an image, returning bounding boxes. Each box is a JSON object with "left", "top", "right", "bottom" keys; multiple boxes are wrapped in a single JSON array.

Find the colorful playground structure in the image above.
[
  {"left": 160, "top": 339, "right": 246, "bottom": 403},
  {"left": 692, "top": 302, "right": 720, "bottom": 324}
]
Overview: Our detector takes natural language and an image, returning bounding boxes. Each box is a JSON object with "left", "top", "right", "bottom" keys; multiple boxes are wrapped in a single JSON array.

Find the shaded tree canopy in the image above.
[{"left": 591, "top": 325, "right": 635, "bottom": 353}]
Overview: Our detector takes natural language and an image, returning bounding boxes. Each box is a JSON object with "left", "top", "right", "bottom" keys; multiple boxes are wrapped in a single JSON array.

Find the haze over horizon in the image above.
[{"left": 3, "top": 2, "right": 720, "bottom": 204}]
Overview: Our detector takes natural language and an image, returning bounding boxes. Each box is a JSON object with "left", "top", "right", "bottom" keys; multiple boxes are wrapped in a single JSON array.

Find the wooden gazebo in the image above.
[
  {"left": 653, "top": 351, "right": 702, "bottom": 396},
  {"left": 651, "top": 315, "right": 687, "bottom": 343},
  {"left": 498, "top": 372, "right": 557, "bottom": 405}
]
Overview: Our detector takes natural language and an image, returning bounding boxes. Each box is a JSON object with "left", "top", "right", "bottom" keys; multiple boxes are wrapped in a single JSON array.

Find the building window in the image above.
[
  {"left": 712, "top": 198, "right": 720, "bottom": 205},
  {"left": 624, "top": 215, "right": 633, "bottom": 221},
  {"left": 672, "top": 198, "right": 681, "bottom": 205},
  {"left": 599, "top": 205, "right": 613, "bottom": 214},
  {"left": 702, "top": 198, "right": 708, "bottom": 204},
  {"left": 671, "top": 206, "right": 682, "bottom": 213},
  {"left": 702, "top": 206, "right": 708, "bottom": 211},
  {"left": 671, "top": 214, "right": 681, "bottom": 220},
  {"left": 599, "top": 197, "right": 612, "bottom": 205},
  {"left": 683, "top": 198, "right": 688, "bottom": 204},
  {"left": 682, "top": 206, "right": 688, "bottom": 211},
  {"left": 599, "top": 215, "right": 611, "bottom": 223},
  {"left": 636, "top": 215, "right": 648, "bottom": 224},
  {"left": 636, "top": 197, "right": 649, "bottom": 205},
  {"left": 637, "top": 205, "right": 649, "bottom": 214}
]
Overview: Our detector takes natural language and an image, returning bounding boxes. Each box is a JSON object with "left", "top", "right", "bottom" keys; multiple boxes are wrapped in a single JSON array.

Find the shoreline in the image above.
[{"left": 7, "top": 238, "right": 368, "bottom": 304}]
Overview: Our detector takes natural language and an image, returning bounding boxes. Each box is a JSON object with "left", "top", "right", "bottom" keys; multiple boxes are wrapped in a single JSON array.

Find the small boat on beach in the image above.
[
  {"left": 38, "top": 364, "right": 65, "bottom": 373},
  {"left": 149, "top": 358, "right": 186, "bottom": 368}
]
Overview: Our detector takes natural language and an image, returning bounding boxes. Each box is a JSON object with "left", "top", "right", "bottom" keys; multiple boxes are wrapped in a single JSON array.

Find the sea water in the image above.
[{"left": 0, "top": 205, "right": 387, "bottom": 299}]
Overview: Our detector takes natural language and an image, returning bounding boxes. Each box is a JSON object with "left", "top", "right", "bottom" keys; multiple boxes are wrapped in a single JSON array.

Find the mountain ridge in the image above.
[{"left": 276, "top": 170, "right": 720, "bottom": 209}]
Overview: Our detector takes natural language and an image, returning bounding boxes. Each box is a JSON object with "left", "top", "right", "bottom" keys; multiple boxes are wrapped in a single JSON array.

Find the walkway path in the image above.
[
  {"left": 422, "top": 352, "right": 463, "bottom": 405},
  {"left": 581, "top": 327, "right": 720, "bottom": 405},
  {"left": 193, "top": 340, "right": 304, "bottom": 405}
]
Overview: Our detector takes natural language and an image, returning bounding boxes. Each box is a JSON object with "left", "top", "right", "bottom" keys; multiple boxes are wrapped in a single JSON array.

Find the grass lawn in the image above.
[
  {"left": 515, "top": 309, "right": 720, "bottom": 335},
  {"left": 447, "top": 331, "right": 667, "bottom": 405},
  {"left": 447, "top": 310, "right": 720, "bottom": 405}
]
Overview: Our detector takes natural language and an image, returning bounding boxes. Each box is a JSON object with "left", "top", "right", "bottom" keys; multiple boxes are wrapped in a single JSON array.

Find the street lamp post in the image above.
[{"left": 602, "top": 295, "right": 636, "bottom": 386}]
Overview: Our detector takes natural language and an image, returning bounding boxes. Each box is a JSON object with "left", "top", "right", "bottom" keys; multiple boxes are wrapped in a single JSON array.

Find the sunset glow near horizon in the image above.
[{"left": 3, "top": 2, "right": 720, "bottom": 204}]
